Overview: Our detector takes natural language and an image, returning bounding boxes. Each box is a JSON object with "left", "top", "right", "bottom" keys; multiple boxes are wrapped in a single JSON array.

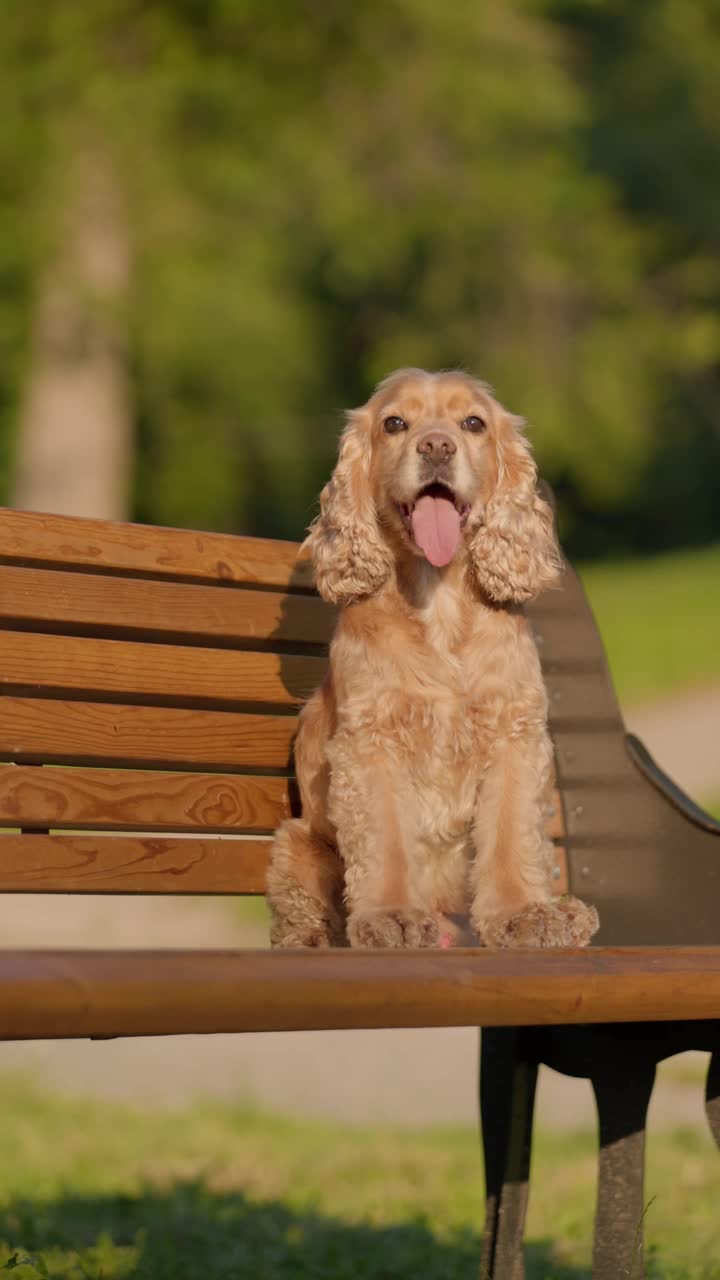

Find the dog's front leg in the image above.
[
  {"left": 469, "top": 731, "right": 598, "bottom": 948},
  {"left": 327, "top": 733, "right": 440, "bottom": 949}
]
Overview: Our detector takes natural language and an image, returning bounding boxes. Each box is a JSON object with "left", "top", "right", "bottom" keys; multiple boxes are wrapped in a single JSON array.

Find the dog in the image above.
[{"left": 267, "top": 368, "right": 599, "bottom": 949}]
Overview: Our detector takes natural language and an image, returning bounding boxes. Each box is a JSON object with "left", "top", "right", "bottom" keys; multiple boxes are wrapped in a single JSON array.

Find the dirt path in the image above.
[
  {"left": 0, "top": 687, "right": 718, "bottom": 1131},
  {"left": 627, "top": 686, "right": 720, "bottom": 802}
]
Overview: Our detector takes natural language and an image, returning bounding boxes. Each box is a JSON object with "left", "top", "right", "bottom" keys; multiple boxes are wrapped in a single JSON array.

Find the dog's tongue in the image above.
[{"left": 411, "top": 493, "right": 462, "bottom": 567}]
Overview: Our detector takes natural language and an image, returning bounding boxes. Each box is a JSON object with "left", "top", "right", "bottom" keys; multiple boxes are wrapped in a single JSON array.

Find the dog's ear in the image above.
[
  {"left": 470, "top": 412, "right": 561, "bottom": 603},
  {"left": 305, "top": 407, "right": 392, "bottom": 605}
]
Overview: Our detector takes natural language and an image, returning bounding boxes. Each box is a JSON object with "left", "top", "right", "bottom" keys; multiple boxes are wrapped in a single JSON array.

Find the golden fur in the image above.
[{"left": 267, "top": 369, "right": 599, "bottom": 949}]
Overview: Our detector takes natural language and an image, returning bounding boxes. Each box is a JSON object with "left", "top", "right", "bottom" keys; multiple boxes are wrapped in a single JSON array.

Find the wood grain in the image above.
[
  {"left": 0, "top": 631, "right": 326, "bottom": 708},
  {"left": 0, "top": 834, "right": 269, "bottom": 893},
  {"left": 0, "top": 762, "right": 564, "bottom": 842},
  {"left": 0, "top": 766, "right": 290, "bottom": 832},
  {"left": 1, "top": 947, "right": 719, "bottom": 1038},
  {"left": 0, "top": 507, "right": 314, "bottom": 589},
  {"left": 0, "top": 565, "right": 334, "bottom": 648},
  {"left": 0, "top": 697, "right": 297, "bottom": 770}
]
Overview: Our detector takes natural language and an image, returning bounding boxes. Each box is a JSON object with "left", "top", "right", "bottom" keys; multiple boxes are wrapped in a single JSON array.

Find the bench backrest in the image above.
[
  {"left": 526, "top": 559, "right": 720, "bottom": 944},
  {"left": 0, "top": 506, "right": 716, "bottom": 944},
  {"left": 0, "top": 508, "right": 323, "bottom": 898}
]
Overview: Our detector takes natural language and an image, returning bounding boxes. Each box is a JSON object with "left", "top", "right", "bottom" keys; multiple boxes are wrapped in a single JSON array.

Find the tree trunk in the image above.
[{"left": 14, "top": 147, "right": 132, "bottom": 521}]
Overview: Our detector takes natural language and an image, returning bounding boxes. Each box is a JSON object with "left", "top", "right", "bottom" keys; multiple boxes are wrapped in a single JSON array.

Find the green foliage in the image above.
[
  {"left": 542, "top": 0, "right": 720, "bottom": 553},
  {"left": 706, "top": 795, "right": 720, "bottom": 820},
  {"left": 1, "top": 1, "right": 719, "bottom": 552},
  {"left": 0, "top": 1079, "right": 718, "bottom": 1277},
  {"left": 579, "top": 542, "right": 720, "bottom": 704}
]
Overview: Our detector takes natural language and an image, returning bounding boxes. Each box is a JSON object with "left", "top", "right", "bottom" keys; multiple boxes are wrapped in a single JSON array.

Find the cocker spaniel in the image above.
[{"left": 267, "top": 368, "right": 599, "bottom": 949}]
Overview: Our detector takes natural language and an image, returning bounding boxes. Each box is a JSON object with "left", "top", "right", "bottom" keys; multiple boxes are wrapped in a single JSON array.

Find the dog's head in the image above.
[{"left": 307, "top": 368, "right": 561, "bottom": 605}]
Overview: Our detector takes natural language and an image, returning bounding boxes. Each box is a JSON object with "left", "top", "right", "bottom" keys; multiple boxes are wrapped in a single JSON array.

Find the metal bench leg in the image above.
[
  {"left": 705, "top": 1051, "right": 720, "bottom": 1147},
  {"left": 480, "top": 1027, "right": 537, "bottom": 1280},
  {"left": 591, "top": 1058, "right": 656, "bottom": 1280}
]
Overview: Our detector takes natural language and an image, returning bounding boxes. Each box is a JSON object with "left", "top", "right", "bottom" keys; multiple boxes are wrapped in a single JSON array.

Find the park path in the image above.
[
  {"left": 627, "top": 685, "right": 720, "bottom": 800},
  {"left": 0, "top": 685, "right": 718, "bottom": 1131}
]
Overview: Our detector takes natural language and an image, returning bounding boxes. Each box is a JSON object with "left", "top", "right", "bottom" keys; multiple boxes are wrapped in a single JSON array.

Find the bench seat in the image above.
[{"left": 1, "top": 946, "right": 720, "bottom": 1039}]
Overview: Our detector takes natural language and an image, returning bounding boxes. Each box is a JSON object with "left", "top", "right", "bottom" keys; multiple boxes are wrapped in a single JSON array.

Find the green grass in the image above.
[
  {"left": 705, "top": 795, "right": 720, "bottom": 821},
  {"left": 578, "top": 543, "right": 720, "bottom": 705},
  {"left": 0, "top": 1080, "right": 718, "bottom": 1279}
]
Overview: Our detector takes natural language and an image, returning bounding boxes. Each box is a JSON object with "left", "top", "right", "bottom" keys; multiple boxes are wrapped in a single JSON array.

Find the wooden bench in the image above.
[{"left": 0, "top": 504, "right": 719, "bottom": 1279}]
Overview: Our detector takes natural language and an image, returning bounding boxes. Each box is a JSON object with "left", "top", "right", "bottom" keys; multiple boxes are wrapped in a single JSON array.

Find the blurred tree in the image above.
[
  {"left": 14, "top": 142, "right": 132, "bottom": 519},
  {"left": 0, "top": 0, "right": 717, "bottom": 552},
  {"left": 543, "top": 0, "right": 720, "bottom": 551},
  {"left": 0, "top": 8, "right": 42, "bottom": 510},
  {"left": 1, "top": 5, "right": 135, "bottom": 520},
  {"left": 129, "top": 0, "right": 669, "bottom": 540}
]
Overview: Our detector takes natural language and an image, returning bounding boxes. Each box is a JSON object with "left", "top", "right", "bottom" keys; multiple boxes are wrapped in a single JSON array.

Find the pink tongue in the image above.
[{"left": 411, "top": 494, "right": 462, "bottom": 567}]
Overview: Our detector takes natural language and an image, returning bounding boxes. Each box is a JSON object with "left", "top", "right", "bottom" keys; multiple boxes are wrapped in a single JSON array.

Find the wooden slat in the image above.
[
  {"left": 544, "top": 788, "right": 564, "bottom": 839},
  {"left": 0, "top": 762, "right": 563, "bottom": 865},
  {"left": 0, "top": 761, "right": 563, "bottom": 836},
  {"left": 0, "top": 698, "right": 297, "bottom": 771},
  {"left": 0, "top": 947, "right": 719, "bottom": 1038},
  {"left": 551, "top": 846, "right": 569, "bottom": 895},
  {"left": 562, "top": 781, "right": 665, "bottom": 843},
  {"left": 0, "top": 834, "right": 269, "bottom": 893},
  {"left": 551, "top": 728, "right": 633, "bottom": 785},
  {"left": 0, "top": 766, "right": 290, "bottom": 832},
  {"left": 530, "top": 613, "right": 608, "bottom": 667},
  {"left": 545, "top": 786, "right": 568, "bottom": 892},
  {"left": 0, "top": 507, "right": 314, "bottom": 590},
  {"left": 0, "top": 631, "right": 325, "bottom": 708},
  {"left": 546, "top": 669, "right": 624, "bottom": 728},
  {"left": 0, "top": 565, "right": 334, "bottom": 649}
]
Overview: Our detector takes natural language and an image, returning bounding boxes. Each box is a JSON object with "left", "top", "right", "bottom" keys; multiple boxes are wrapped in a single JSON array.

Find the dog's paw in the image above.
[
  {"left": 270, "top": 920, "right": 340, "bottom": 949},
  {"left": 269, "top": 901, "right": 345, "bottom": 949},
  {"left": 347, "top": 908, "right": 440, "bottom": 949},
  {"left": 475, "top": 897, "right": 599, "bottom": 949}
]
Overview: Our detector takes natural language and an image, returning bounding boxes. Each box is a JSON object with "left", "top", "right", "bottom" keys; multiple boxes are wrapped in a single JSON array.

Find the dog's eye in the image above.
[
  {"left": 462, "top": 415, "right": 487, "bottom": 433},
  {"left": 384, "top": 415, "right": 408, "bottom": 434}
]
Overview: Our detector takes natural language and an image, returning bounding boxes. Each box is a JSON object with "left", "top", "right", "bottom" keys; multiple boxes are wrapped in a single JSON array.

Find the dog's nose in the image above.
[{"left": 416, "top": 432, "right": 457, "bottom": 461}]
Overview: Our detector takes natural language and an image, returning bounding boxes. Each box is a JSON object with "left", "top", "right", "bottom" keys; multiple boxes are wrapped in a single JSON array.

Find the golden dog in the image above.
[{"left": 267, "top": 368, "right": 598, "bottom": 949}]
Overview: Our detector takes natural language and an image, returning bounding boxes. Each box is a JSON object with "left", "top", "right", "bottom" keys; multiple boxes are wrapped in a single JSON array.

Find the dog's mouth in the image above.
[{"left": 397, "top": 482, "right": 471, "bottom": 568}]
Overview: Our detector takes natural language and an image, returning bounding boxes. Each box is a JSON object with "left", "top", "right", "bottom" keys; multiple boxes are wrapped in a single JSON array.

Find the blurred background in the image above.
[
  {"left": 0, "top": 5, "right": 720, "bottom": 1272},
  {"left": 3, "top": 0, "right": 720, "bottom": 556}
]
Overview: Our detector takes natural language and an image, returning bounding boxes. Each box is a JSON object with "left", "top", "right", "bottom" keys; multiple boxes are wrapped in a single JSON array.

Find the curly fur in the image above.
[
  {"left": 470, "top": 416, "right": 562, "bottom": 603},
  {"left": 267, "top": 369, "right": 598, "bottom": 951},
  {"left": 304, "top": 408, "right": 393, "bottom": 605}
]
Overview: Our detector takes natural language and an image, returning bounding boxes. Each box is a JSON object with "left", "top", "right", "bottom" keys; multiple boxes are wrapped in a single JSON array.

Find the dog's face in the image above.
[
  {"left": 307, "top": 367, "right": 561, "bottom": 606},
  {"left": 368, "top": 370, "right": 499, "bottom": 568}
]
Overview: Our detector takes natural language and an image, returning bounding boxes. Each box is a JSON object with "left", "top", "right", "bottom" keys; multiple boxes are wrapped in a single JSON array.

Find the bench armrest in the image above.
[{"left": 626, "top": 732, "right": 720, "bottom": 836}]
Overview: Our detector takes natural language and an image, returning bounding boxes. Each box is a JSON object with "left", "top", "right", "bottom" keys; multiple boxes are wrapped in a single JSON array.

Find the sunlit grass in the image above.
[
  {"left": 0, "top": 1079, "right": 717, "bottom": 1278},
  {"left": 703, "top": 794, "right": 720, "bottom": 821},
  {"left": 578, "top": 544, "right": 720, "bottom": 705}
]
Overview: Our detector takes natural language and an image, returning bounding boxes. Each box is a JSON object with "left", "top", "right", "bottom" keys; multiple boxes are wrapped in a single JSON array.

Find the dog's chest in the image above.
[
  {"left": 409, "top": 593, "right": 528, "bottom": 776},
  {"left": 417, "top": 581, "right": 501, "bottom": 701},
  {"left": 417, "top": 576, "right": 470, "bottom": 673}
]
